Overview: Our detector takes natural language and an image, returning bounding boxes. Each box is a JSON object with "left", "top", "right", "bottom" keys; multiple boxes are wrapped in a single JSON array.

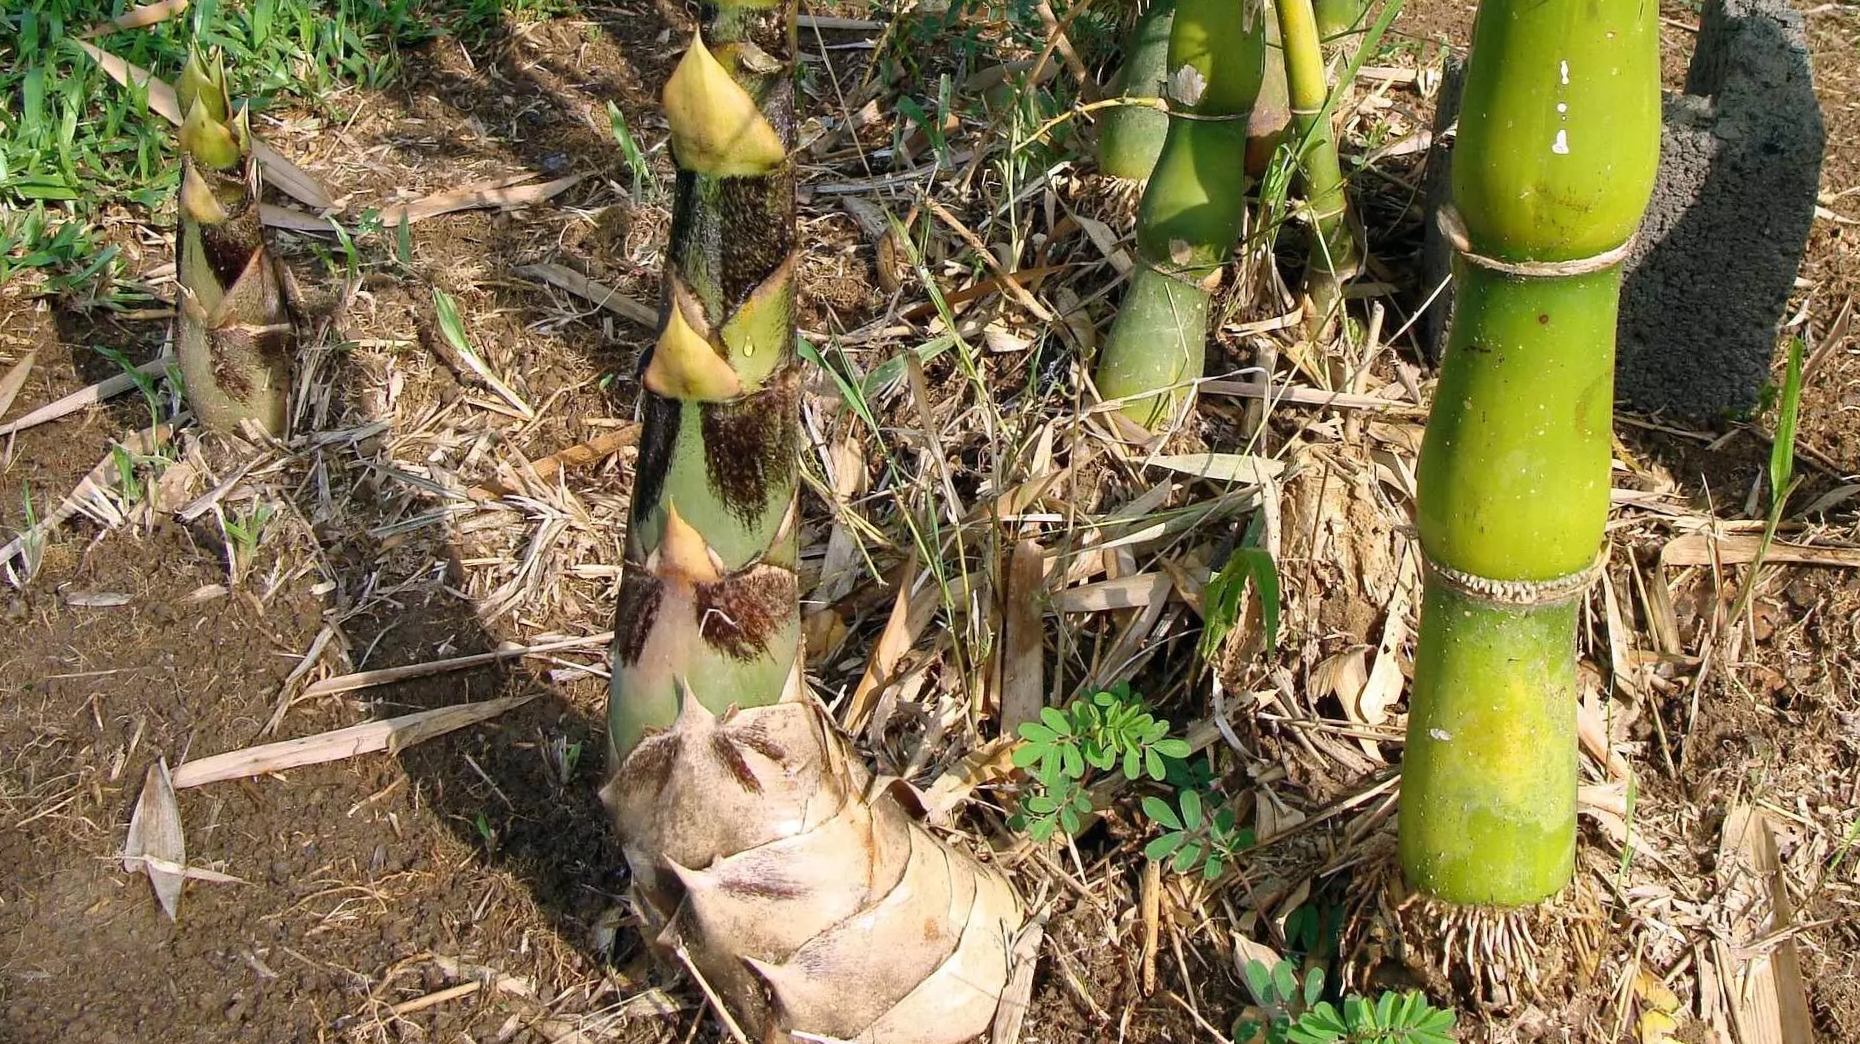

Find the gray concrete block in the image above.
[{"left": 1419, "top": 0, "right": 1823, "bottom": 417}]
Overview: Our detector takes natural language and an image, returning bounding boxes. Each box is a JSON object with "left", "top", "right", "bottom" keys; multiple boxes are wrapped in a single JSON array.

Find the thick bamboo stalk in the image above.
[
  {"left": 173, "top": 48, "right": 293, "bottom": 436},
  {"left": 1098, "top": 0, "right": 1176, "bottom": 181},
  {"left": 603, "top": 1, "right": 1021, "bottom": 1038},
  {"left": 1274, "top": 0, "right": 1357, "bottom": 326},
  {"left": 1093, "top": 0, "right": 1267, "bottom": 428},
  {"left": 1400, "top": 0, "right": 1659, "bottom": 906}
]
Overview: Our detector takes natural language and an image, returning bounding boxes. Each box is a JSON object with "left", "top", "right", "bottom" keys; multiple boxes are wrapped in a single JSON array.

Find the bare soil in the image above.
[{"left": 2, "top": 1, "right": 1856, "bottom": 1042}]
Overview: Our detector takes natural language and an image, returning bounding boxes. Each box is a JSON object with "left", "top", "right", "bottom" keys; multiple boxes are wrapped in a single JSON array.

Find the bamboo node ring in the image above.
[
  {"left": 1423, "top": 548, "right": 1606, "bottom": 607},
  {"left": 1438, "top": 204, "right": 1635, "bottom": 278}
]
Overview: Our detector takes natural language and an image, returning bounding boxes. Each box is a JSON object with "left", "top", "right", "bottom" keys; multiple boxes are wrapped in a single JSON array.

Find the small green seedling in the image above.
[
  {"left": 1013, "top": 682, "right": 1192, "bottom": 789},
  {"left": 1236, "top": 958, "right": 1456, "bottom": 1044},
  {"left": 1142, "top": 789, "right": 1254, "bottom": 880},
  {"left": 1010, "top": 683, "right": 1189, "bottom": 843},
  {"left": 1730, "top": 335, "right": 1807, "bottom": 628},
  {"left": 220, "top": 500, "right": 274, "bottom": 580},
  {"left": 607, "top": 101, "right": 657, "bottom": 201},
  {"left": 1200, "top": 515, "right": 1281, "bottom": 663}
]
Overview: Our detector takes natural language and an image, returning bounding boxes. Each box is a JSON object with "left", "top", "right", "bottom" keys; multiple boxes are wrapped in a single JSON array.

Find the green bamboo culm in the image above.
[
  {"left": 1399, "top": 0, "right": 1659, "bottom": 906},
  {"left": 174, "top": 48, "right": 293, "bottom": 436},
  {"left": 1093, "top": 0, "right": 1267, "bottom": 428},
  {"left": 607, "top": 2, "right": 803, "bottom": 761},
  {"left": 1274, "top": 0, "right": 1358, "bottom": 327},
  {"left": 1098, "top": 0, "right": 1176, "bottom": 181},
  {"left": 1312, "top": 0, "right": 1367, "bottom": 38}
]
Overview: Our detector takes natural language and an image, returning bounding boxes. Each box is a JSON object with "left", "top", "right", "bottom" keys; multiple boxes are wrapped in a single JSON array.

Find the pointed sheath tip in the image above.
[
  {"left": 642, "top": 298, "right": 742, "bottom": 401},
  {"left": 178, "top": 160, "right": 229, "bottom": 224},
  {"left": 179, "top": 98, "right": 243, "bottom": 171},
  {"left": 177, "top": 47, "right": 231, "bottom": 126},
  {"left": 651, "top": 502, "right": 725, "bottom": 585},
  {"left": 662, "top": 32, "right": 788, "bottom": 177}
]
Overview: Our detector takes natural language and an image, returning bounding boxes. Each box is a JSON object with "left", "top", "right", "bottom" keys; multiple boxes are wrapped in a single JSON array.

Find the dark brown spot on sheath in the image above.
[
  {"left": 190, "top": 162, "right": 264, "bottom": 289},
  {"left": 1538, "top": 313, "right": 1551, "bottom": 324},
  {"left": 729, "top": 720, "right": 789, "bottom": 765},
  {"left": 708, "top": 731, "right": 763, "bottom": 793},
  {"left": 629, "top": 392, "right": 683, "bottom": 533},
  {"left": 694, "top": 565, "right": 797, "bottom": 660},
  {"left": 715, "top": 168, "right": 795, "bottom": 307},
  {"left": 617, "top": 729, "right": 680, "bottom": 797},
  {"left": 701, "top": 367, "right": 798, "bottom": 523},
  {"left": 668, "top": 168, "right": 796, "bottom": 317},
  {"left": 717, "top": 872, "right": 804, "bottom": 901},
  {"left": 613, "top": 568, "right": 665, "bottom": 665}
]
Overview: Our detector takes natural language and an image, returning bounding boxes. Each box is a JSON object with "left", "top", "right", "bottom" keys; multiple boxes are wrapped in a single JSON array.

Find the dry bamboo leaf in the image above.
[
  {"left": 1143, "top": 453, "right": 1284, "bottom": 486},
  {"left": 999, "top": 538, "right": 1047, "bottom": 732},
  {"left": 1202, "top": 379, "right": 1424, "bottom": 413},
  {"left": 379, "top": 174, "right": 581, "bottom": 226},
  {"left": 1314, "top": 648, "right": 1371, "bottom": 740},
  {"left": 845, "top": 563, "right": 939, "bottom": 734},
  {"left": 1, "top": 423, "right": 173, "bottom": 573},
  {"left": 1640, "top": 555, "right": 1685, "bottom": 655},
  {"left": 169, "top": 694, "right": 534, "bottom": 788},
  {"left": 516, "top": 263, "right": 657, "bottom": 328},
  {"left": 1601, "top": 564, "right": 1646, "bottom": 701},
  {"left": 301, "top": 634, "right": 609, "bottom": 698},
  {"left": 467, "top": 426, "right": 640, "bottom": 500},
  {"left": 120, "top": 854, "right": 247, "bottom": 885},
  {"left": 897, "top": 265, "right": 1073, "bottom": 323},
  {"left": 1051, "top": 573, "right": 1170, "bottom": 613},
  {"left": 920, "top": 736, "right": 1021, "bottom": 825},
  {"left": 1358, "top": 586, "right": 1411, "bottom": 728},
  {"left": 0, "top": 350, "right": 35, "bottom": 420},
  {"left": 73, "top": 41, "right": 335, "bottom": 211},
  {"left": 810, "top": 426, "right": 868, "bottom": 604},
  {"left": 258, "top": 203, "right": 334, "bottom": 233},
  {"left": 1577, "top": 690, "right": 1633, "bottom": 782},
  {"left": 1800, "top": 483, "right": 1860, "bottom": 516},
  {"left": 1715, "top": 805, "right": 1813, "bottom": 1044},
  {"left": 0, "top": 355, "right": 168, "bottom": 438},
  {"left": 990, "top": 920, "right": 1043, "bottom": 1044},
  {"left": 1139, "top": 859, "right": 1161, "bottom": 996},
  {"left": 84, "top": 0, "right": 189, "bottom": 36},
  {"left": 1661, "top": 533, "right": 1860, "bottom": 569},
  {"left": 1067, "top": 210, "right": 1132, "bottom": 275},
  {"left": 122, "top": 758, "right": 185, "bottom": 919}
]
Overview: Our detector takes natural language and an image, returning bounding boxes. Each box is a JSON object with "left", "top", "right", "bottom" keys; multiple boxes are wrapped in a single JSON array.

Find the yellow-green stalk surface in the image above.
[
  {"left": 1098, "top": 0, "right": 1176, "bottom": 181},
  {"left": 1094, "top": 0, "right": 1267, "bottom": 428},
  {"left": 173, "top": 49, "right": 293, "bottom": 437},
  {"left": 603, "top": 2, "right": 1021, "bottom": 1039},
  {"left": 1275, "top": 0, "right": 1358, "bottom": 324},
  {"left": 1400, "top": 0, "right": 1659, "bottom": 906}
]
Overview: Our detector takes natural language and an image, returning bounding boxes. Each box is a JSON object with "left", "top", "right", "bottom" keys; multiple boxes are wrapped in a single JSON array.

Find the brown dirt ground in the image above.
[{"left": 2, "top": 0, "right": 1856, "bottom": 1042}]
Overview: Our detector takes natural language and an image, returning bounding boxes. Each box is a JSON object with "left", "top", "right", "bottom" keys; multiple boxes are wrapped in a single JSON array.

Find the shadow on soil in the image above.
[{"left": 274, "top": 0, "right": 680, "bottom": 1000}]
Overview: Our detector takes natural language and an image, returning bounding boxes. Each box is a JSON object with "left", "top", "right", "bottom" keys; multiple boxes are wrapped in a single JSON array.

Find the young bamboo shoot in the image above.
[
  {"left": 173, "top": 48, "right": 293, "bottom": 436},
  {"left": 603, "top": 3, "right": 1022, "bottom": 1039}
]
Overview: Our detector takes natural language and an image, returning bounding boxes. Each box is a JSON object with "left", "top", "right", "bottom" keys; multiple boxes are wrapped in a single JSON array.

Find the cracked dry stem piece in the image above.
[
  {"left": 603, "top": 2, "right": 1023, "bottom": 1040},
  {"left": 174, "top": 47, "right": 293, "bottom": 437}
]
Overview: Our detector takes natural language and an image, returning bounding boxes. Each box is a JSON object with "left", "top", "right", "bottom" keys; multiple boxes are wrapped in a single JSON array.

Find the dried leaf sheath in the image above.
[
  {"left": 604, "top": 0, "right": 1022, "bottom": 1039},
  {"left": 174, "top": 49, "right": 293, "bottom": 436}
]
